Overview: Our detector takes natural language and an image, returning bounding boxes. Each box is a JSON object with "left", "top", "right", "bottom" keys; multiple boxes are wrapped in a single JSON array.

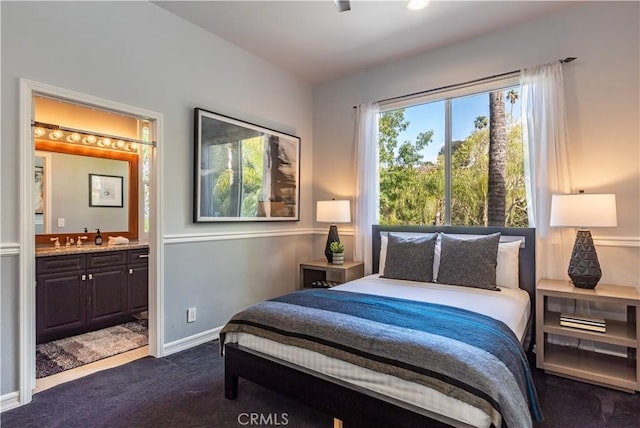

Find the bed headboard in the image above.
[{"left": 371, "top": 225, "right": 536, "bottom": 307}]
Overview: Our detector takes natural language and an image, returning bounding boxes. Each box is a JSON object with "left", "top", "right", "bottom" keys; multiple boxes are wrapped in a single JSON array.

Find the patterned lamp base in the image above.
[
  {"left": 568, "top": 230, "right": 602, "bottom": 289},
  {"left": 324, "top": 225, "right": 340, "bottom": 263}
]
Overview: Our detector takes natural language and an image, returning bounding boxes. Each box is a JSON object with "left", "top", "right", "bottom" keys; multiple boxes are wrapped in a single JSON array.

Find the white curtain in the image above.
[
  {"left": 521, "top": 61, "right": 574, "bottom": 281},
  {"left": 354, "top": 102, "right": 380, "bottom": 275}
]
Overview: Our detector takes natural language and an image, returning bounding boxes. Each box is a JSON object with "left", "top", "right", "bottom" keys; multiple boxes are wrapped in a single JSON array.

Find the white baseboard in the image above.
[
  {"left": 162, "top": 326, "right": 222, "bottom": 356},
  {"left": 0, "top": 391, "right": 21, "bottom": 413}
]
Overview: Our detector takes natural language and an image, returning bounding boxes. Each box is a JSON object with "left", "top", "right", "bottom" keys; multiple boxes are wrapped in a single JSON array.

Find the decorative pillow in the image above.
[
  {"left": 381, "top": 233, "right": 438, "bottom": 283},
  {"left": 436, "top": 233, "right": 501, "bottom": 290},
  {"left": 433, "top": 234, "right": 522, "bottom": 288},
  {"left": 379, "top": 232, "right": 437, "bottom": 275}
]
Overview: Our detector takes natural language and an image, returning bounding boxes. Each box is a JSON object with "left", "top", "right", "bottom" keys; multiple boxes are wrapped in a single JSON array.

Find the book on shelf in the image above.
[
  {"left": 559, "top": 312, "right": 606, "bottom": 332},
  {"left": 560, "top": 312, "right": 606, "bottom": 325},
  {"left": 559, "top": 320, "right": 606, "bottom": 332}
]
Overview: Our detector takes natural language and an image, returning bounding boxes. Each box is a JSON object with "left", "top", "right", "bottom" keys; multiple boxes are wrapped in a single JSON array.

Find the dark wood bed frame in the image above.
[{"left": 225, "top": 226, "right": 536, "bottom": 427}]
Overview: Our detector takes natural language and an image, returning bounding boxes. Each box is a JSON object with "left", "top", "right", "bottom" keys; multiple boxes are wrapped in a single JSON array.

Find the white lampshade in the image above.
[
  {"left": 550, "top": 193, "right": 617, "bottom": 228},
  {"left": 407, "top": 0, "right": 430, "bottom": 11},
  {"left": 316, "top": 200, "right": 351, "bottom": 223}
]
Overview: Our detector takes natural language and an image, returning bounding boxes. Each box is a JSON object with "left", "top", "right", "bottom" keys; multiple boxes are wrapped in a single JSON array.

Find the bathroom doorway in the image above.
[
  {"left": 19, "top": 79, "right": 164, "bottom": 405},
  {"left": 33, "top": 96, "right": 151, "bottom": 386}
]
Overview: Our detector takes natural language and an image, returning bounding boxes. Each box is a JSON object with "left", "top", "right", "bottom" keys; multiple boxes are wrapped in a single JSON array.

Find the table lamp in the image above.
[
  {"left": 549, "top": 191, "right": 617, "bottom": 289},
  {"left": 316, "top": 200, "right": 351, "bottom": 263}
]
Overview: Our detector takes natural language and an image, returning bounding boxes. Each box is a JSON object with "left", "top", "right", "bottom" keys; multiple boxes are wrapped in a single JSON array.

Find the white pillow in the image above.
[
  {"left": 495, "top": 239, "right": 521, "bottom": 289},
  {"left": 380, "top": 232, "right": 522, "bottom": 288},
  {"left": 379, "top": 234, "right": 389, "bottom": 274}
]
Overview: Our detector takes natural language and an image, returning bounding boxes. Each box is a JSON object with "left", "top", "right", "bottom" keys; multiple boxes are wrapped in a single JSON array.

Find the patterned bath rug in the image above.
[{"left": 36, "top": 319, "right": 148, "bottom": 378}]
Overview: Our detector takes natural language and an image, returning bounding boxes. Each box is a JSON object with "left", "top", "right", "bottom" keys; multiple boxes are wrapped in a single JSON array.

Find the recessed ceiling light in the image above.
[{"left": 407, "top": 0, "right": 430, "bottom": 11}]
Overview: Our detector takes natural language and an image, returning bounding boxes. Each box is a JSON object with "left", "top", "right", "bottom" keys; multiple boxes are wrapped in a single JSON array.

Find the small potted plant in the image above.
[{"left": 329, "top": 241, "right": 345, "bottom": 265}]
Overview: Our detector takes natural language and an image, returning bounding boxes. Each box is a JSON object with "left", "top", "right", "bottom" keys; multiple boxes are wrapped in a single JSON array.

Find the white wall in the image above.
[
  {"left": 313, "top": 1, "right": 640, "bottom": 288},
  {"left": 1, "top": 1, "right": 314, "bottom": 396}
]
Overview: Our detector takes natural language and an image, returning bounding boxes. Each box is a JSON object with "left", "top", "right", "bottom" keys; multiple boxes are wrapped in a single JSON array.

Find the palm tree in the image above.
[
  {"left": 506, "top": 89, "right": 519, "bottom": 120},
  {"left": 474, "top": 116, "right": 488, "bottom": 130},
  {"left": 487, "top": 91, "right": 506, "bottom": 226}
]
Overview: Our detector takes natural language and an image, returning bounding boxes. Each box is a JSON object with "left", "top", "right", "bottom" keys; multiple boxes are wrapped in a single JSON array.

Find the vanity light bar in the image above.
[{"left": 31, "top": 121, "right": 157, "bottom": 148}]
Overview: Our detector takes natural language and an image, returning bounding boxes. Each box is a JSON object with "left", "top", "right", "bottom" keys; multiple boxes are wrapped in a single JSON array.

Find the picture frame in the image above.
[
  {"left": 34, "top": 165, "right": 44, "bottom": 214},
  {"left": 89, "top": 173, "right": 124, "bottom": 208},
  {"left": 194, "top": 108, "right": 300, "bottom": 222}
]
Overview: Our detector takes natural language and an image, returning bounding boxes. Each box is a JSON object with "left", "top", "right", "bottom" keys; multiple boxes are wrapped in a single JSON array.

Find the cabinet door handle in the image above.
[
  {"left": 139, "top": 254, "right": 149, "bottom": 259},
  {"left": 82, "top": 274, "right": 87, "bottom": 281},
  {"left": 88, "top": 273, "right": 93, "bottom": 280},
  {"left": 129, "top": 268, "right": 133, "bottom": 274}
]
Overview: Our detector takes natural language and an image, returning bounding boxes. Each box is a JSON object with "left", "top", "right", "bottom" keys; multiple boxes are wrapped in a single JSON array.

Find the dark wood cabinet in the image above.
[
  {"left": 36, "top": 255, "right": 87, "bottom": 342},
  {"left": 86, "top": 266, "right": 129, "bottom": 328},
  {"left": 36, "top": 248, "right": 149, "bottom": 344},
  {"left": 127, "top": 248, "right": 149, "bottom": 314}
]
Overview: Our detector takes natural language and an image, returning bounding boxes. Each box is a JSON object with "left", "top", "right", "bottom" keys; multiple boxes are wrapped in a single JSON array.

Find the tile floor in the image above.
[{"left": 34, "top": 345, "right": 149, "bottom": 393}]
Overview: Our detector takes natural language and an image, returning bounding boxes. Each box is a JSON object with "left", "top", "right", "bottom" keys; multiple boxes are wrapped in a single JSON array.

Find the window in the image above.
[
  {"left": 378, "top": 80, "right": 527, "bottom": 227},
  {"left": 141, "top": 122, "right": 151, "bottom": 234}
]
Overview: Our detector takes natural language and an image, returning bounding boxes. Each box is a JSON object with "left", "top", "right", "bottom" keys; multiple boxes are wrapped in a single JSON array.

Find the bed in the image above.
[{"left": 221, "top": 226, "right": 540, "bottom": 427}]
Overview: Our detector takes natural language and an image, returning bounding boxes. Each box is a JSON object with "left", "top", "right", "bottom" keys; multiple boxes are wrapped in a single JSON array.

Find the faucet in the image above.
[
  {"left": 77, "top": 236, "right": 88, "bottom": 246},
  {"left": 65, "top": 237, "right": 75, "bottom": 247},
  {"left": 50, "top": 237, "right": 60, "bottom": 248}
]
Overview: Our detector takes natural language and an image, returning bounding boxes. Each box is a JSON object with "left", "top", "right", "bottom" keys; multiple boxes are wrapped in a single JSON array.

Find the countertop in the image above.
[{"left": 36, "top": 241, "right": 149, "bottom": 257}]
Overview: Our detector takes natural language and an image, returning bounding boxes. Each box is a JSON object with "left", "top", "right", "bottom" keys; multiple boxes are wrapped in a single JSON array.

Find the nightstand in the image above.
[
  {"left": 299, "top": 259, "right": 364, "bottom": 289},
  {"left": 536, "top": 278, "right": 640, "bottom": 392}
]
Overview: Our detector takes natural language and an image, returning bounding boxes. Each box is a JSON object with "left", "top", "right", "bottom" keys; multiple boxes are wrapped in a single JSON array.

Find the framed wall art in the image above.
[{"left": 194, "top": 108, "right": 300, "bottom": 222}]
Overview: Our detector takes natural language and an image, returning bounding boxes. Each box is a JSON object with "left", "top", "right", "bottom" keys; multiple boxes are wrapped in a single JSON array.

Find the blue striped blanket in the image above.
[{"left": 221, "top": 289, "right": 542, "bottom": 428}]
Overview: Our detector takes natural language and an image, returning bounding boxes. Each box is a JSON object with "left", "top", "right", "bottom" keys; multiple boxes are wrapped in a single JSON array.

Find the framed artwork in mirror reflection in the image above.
[{"left": 89, "top": 173, "right": 123, "bottom": 208}]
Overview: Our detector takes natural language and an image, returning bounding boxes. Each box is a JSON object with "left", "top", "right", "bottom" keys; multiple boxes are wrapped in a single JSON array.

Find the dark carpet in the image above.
[
  {"left": 2, "top": 340, "right": 639, "bottom": 428},
  {"left": 532, "top": 367, "right": 640, "bottom": 428}
]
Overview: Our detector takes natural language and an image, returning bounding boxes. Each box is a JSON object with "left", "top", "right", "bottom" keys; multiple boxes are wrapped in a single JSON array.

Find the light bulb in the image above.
[
  {"left": 101, "top": 138, "right": 112, "bottom": 147},
  {"left": 83, "top": 135, "right": 97, "bottom": 144},
  {"left": 115, "top": 140, "right": 126, "bottom": 149},
  {"left": 34, "top": 128, "right": 46, "bottom": 138},
  {"left": 67, "top": 133, "right": 82, "bottom": 143},
  {"left": 129, "top": 142, "right": 138, "bottom": 151},
  {"left": 49, "top": 130, "right": 64, "bottom": 140}
]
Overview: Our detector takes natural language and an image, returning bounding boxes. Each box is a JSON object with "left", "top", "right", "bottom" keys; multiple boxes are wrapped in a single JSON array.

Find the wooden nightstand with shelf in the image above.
[
  {"left": 536, "top": 278, "right": 640, "bottom": 392},
  {"left": 299, "top": 260, "right": 364, "bottom": 289}
]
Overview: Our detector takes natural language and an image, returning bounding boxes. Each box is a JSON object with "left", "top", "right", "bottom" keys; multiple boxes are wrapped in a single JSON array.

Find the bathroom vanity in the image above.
[{"left": 35, "top": 243, "right": 148, "bottom": 344}]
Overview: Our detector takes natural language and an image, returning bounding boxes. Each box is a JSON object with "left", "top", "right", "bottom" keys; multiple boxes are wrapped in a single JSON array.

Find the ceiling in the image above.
[{"left": 153, "top": 1, "right": 573, "bottom": 84}]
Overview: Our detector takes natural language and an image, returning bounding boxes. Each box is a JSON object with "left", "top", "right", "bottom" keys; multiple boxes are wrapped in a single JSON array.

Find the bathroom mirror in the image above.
[{"left": 35, "top": 140, "right": 138, "bottom": 245}]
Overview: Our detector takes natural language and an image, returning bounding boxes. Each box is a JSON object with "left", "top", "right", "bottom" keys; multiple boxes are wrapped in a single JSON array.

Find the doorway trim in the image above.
[{"left": 18, "top": 79, "right": 164, "bottom": 405}]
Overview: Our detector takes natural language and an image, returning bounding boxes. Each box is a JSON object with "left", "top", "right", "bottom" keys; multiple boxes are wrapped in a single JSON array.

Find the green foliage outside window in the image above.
[{"left": 378, "top": 95, "right": 527, "bottom": 227}]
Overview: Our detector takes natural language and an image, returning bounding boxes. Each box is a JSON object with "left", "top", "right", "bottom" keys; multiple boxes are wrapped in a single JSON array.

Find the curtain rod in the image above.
[
  {"left": 353, "top": 57, "right": 577, "bottom": 109},
  {"left": 31, "top": 120, "right": 157, "bottom": 147}
]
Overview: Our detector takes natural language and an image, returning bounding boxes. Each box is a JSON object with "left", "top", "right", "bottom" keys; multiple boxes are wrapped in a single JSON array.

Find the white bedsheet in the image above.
[{"left": 224, "top": 275, "right": 531, "bottom": 428}]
